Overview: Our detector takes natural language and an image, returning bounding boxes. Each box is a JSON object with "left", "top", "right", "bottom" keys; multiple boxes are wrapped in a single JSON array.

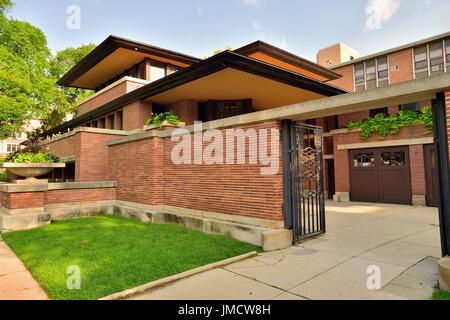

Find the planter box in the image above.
[
  {"left": 0, "top": 163, "right": 66, "bottom": 184},
  {"left": 143, "top": 121, "right": 185, "bottom": 131}
]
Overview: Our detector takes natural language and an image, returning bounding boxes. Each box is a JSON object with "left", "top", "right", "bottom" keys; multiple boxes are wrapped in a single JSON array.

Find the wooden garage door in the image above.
[{"left": 350, "top": 147, "right": 412, "bottom": 205}]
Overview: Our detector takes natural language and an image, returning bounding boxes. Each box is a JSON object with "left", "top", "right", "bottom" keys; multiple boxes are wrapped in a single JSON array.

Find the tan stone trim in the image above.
[
  {"left": 78, "top": 76, "right": 150, "bottom": 106},
  {"left": 337, "top": 137, "right": 434, "bottom": 150},
  {"left": 42, "top": 127, "right": 130, "bottom": 145},
  {"left": 324, "top": 154, "right": 334, "bottom": 160},
  {"left": 0, "top": 181, "right": 117, "bottom": 193},
  {"left": 114, "top": 200, "right": 284, "bottom": 229}
]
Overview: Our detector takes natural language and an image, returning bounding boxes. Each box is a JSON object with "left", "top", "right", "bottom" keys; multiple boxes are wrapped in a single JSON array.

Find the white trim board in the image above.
[{"left": 337, "top": 137, "right": 434, "bottom": 150}]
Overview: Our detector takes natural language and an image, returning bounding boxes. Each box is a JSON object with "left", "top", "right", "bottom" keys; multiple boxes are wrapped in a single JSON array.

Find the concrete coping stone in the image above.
[
  {"left": 0, "top": 181, "right": 117, "bottom": 193},
  {"left": 41, "top": 127, "right": 131, "bottom": 146},
  {"left": 99, "top": 251, "right": 258, "bottom": 300}
]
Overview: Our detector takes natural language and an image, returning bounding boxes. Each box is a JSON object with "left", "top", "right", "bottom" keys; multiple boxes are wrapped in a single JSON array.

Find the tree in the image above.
[
  {"left": 0, "top": 1, "right": 95, "bottom": 137},
  {"left": 49, "top": 44, "right": 95, "bottom": 116}
]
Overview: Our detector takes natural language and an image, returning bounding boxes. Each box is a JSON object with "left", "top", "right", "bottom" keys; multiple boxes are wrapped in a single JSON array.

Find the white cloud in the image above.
[
  {"left": 252, "top": 21, "right": 262, "bottom": 31},
  {"left": 365, "top": 0, "right": 401, "bottom": 31},
  {"left": 243, "top": 0, "right": 260, "bottom": 7}
]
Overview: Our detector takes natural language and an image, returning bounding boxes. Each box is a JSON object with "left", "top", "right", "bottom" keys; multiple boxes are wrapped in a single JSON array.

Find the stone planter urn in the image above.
[
  {"left": 143, "top": 121, "right": 185, "bottom": 131},
  {"left": 0, "top": 163, "right": 66, "bottom": 184}
]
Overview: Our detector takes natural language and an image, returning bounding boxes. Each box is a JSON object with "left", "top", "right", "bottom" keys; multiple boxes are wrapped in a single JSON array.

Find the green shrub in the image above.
[
  {"left": 146, "top": 112, "right": 180, "bottom": 129},
  {"left": 347, "top": 107, "right": 433, "bottom": 139},
  {"left": 2, "top": 152, "right": 60, "bottom": 164},
  {"left": 0, "top": 170, "right": 8, "bottom": 181}
]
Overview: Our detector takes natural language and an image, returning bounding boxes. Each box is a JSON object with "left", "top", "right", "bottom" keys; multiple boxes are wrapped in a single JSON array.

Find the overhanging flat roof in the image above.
[
  {"left": 235, "top": 40, "right": 342, "bottom": 81},
  {"left": 57, "top": 35, "right": 201, "bottom": 90},
  {"left": 44, "top": 51, "right": 346, "bottom": 136}
]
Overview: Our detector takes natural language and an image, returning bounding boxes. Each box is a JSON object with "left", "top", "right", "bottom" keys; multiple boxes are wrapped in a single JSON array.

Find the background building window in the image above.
[
  {"left": 414, "top": 46, "right": 429, "bottom": 79},
  {"left": 399, "top": 102, "right": 421, "bottom": 112},
  {"left": 366, "top": 60, "right": 377, "bottom": 89},
  {"left": 6, "top": 143, "right": 19, "bottom": 153},
  {"left": 369, "top": 107, "right": 388, "bottom": 118},
  {"left": 377, "top": 56, "right": 389, "bottom": 87},
  {"left": 429, "top": 41, "right": 444, "bottom": 74},
  {"left": 354, "top": 63, "right": 365, "bottom": 92},
  {"left": 446, "top": 38, "right": 450, "bottom": 70}
]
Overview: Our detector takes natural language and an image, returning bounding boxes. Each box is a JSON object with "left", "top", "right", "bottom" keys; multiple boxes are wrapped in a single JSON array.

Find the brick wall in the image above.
[
  {"left": 122, "top": 100, "right": 153, "bottom": 131},
  {"left": 168, "top": 100, "right": 198, "bottom": 125},
  {"left": 5, "top": 192, "right": 44, "bottom": 211},
  {"left": 338, "top": 111, "right": 369, "bottom": 129},
  {"left": 329, "top": 65, "right": 354, "bottom": 92},
  {"left": 409, "top": 145, "right": 426, "bottom": 196},
  {"left": 109, "top": 121, "right": 284, "bottom": 221},
  {"left": 45, "top": 188, "right": 116, "bottom": 205},
  {"left": 45, "top": 130, "right": 126, "bottom": 182},
  {"left": 388, "top": 49, "right": 414, "bottom": 84}
]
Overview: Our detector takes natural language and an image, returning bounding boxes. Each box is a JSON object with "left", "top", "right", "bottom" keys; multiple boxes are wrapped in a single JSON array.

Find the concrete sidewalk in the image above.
[
  {"left": 0, "top": 239, "right": 48, "bottom": 300},
  {"left": 131, "top": 202, "right": 441, "bottom": 300}
]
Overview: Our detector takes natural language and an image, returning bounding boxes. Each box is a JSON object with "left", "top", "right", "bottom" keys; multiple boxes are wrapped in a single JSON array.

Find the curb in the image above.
[{"left": 99, "top": 251, "right": 258, "bottom": 300}]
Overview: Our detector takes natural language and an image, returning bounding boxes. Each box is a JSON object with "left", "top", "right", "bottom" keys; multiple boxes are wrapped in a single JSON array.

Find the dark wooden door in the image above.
[
  {"left": 424, "top": 144, "right": 438, "bottom": 207},
  {"left": 350, "top": 147, "right": 412, "bottom": 205}
]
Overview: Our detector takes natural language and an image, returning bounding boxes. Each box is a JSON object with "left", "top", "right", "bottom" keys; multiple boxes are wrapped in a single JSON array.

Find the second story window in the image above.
[
  {"left": 353, "top": 56, "right": 389, "bottom": 91},
  {"left": 150, "top": 62, "right": 166, "bottom": 82},
  {"left": 429, "top": 41, "right": 444, "bottom": 74},
  {"left": 354, "top": 63, "right": 365, "bottom": 92},
  {"left": 414, "top": 45, "right": 429, "bottom": 79},
  {"left": 7, "top": 143, "right": 19, "bottom": 153},
  {"left": 445, "top": 38, "right": 450, "bottom": 70}
]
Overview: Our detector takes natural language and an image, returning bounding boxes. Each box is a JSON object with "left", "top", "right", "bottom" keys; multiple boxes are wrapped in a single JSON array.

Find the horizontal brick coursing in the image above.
[
  {"left": 109, "top": 122, "right": 284, "bottom": 221},
  {"left": 6, "top": 192, "right": 44, "bottom": 210},
  {"left": 45, "top": 188, "right": 116, "bottom": 205}
]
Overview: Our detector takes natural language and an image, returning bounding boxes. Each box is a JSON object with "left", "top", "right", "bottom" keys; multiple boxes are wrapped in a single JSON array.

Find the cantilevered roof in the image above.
[
  {"left": 235, "top": 41, "right": 342, "bottom": 81},
  {"left": 44, "top": 50, "right": 346, "bottom": 136},
  {"left": 57, "top": 35, "right": 201, "bottom": 90}
]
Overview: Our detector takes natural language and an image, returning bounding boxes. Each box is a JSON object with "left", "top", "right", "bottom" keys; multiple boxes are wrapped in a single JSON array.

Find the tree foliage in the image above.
[{"left": 0, "top": 1, "right": 94, "bottom": 138}]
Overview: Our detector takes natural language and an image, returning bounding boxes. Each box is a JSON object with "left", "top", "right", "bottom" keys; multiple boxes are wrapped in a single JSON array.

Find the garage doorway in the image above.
[
  {"left": 349, "top": 146, "right": 412, "bottom": 205},
  {"left": 424, "top": 144, "right": 439, "bottom": 207}
]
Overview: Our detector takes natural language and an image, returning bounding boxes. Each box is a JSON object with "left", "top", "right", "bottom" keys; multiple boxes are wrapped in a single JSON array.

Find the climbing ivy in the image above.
[{"left": 347, "top": 106, "right": 433, "bottom": 139}]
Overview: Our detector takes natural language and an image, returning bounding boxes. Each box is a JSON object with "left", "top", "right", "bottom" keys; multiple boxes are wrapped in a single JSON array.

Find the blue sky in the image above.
[{"left": 9, "top": 0, "right": 450, "bottom": 61}]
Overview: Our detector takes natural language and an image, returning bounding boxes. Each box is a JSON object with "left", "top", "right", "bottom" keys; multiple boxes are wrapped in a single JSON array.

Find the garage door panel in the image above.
[{"left": 350, "top": 147, "right": 412, "bottom": 205}]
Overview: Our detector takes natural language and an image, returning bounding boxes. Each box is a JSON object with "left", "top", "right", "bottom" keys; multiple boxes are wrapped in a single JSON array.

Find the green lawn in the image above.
[
  {"left": 433, "top": 288, "right": 450, "bottom": 300},
  {"left": 2, "top": 215, "right": 260, "bottom": 300}
]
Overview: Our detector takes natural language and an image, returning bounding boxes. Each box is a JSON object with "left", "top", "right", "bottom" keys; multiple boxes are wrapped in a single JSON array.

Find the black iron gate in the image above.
[{"left": 282, "top": 120, "right": 326, "bottom": 242}]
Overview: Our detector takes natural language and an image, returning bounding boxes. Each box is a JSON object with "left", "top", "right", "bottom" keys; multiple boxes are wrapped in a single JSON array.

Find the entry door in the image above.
[
  {"left": 350, "top": 147, "right": 412, "bottom": 205},
  {"left": 424, "top": 144, "right": 438, "bottom": 207}
]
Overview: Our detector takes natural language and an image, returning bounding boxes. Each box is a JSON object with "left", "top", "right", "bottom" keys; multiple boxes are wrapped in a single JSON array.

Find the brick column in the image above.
[
  {"left": 332, "top": 133, "right": 350, "bottom": 202},
  {"left": 409, "top": 145, "right": 427, "bottom": 206}
]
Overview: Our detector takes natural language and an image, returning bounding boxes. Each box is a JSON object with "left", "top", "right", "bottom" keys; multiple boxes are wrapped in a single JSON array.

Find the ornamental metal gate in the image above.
[{"left": 282, "top": 121, "right": 326, "bottom": 243}]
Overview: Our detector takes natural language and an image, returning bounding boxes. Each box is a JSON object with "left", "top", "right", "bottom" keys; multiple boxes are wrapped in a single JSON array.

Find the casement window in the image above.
[
  {"left": 429, "top": 41, "right": 444, "bottom": 74},
  {"left": 446, "top": 38, "right": 450, "bottom": 70},
  {"left": 354, "top": 63, "right": 365, "bottom": 92},
  {"left": 108, "top": 114, "right": 115, "bottom": 130},
  {"left": 366, "top": 60, "right": 377, "bottom": 89},
  {"left": 150, "top": 62, "right": 166, "bottom": 82},
  {"left": 377, "top": 56, "right": 389, "bottom": 87},
  {"left": 399, "top": 102, "right": 421, "bottom": 112},
  {"left": 369, "top": 107, "right": 388, "bottom": 118},
  {"left": 414, "top": 46, "right": 429, "bottom": 79},
  {"left": 6, "top": 143, "right": 19, "bottom": 153},
  {"left": 353, "top": 56, "right": 389, "bottom": 91}
]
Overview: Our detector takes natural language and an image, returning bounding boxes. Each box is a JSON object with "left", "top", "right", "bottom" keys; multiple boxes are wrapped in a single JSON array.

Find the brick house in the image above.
[{"left": 1, "top": 33, "right": 450, "bottom": 251}]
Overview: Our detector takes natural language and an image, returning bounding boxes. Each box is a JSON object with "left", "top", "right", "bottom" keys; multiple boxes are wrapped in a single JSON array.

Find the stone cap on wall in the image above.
[{"left": 0, "top": 181, "right": 117, "bottom": 193}]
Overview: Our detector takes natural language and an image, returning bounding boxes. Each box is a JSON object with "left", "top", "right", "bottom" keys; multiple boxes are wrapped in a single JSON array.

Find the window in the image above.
[
  {"left": 414, "top": 46, "right": 429, "bottom": 79},
  {"left": 429, "top": 41, "right": 444, "bottom": 74},
  {"left": 400, "top": 102, "right": 421, "bottom": 112},
  {"left": 381, "top": 152, "right": 406, "bottom": 167},
  {"left": 98, "top": 118, "right": 106, "bottom": 129},
  {"left": 6, "top": 143, "right": 19, "bottom": 153},
  {"left": 369, "top": 107, "right": 388, "bottom": 118},
  {"left": 366, "top": 60, "right": 377, "bottom": 89},
  {"left": 377, "top": 56, "right": 389, "bottom": 87},
  {"left": 217, "top": 101, "right": 245, "bottom": 119},
  {"left": 353, "top": 153, "right": 375, "bottom": 168},
  {"left": 150, "top": 62, "right": 166, "bottom": 82},
  {"left": 354, "top": 56, "right": 388, "bottom": 91},
  {"left": 446, "top": 38, "right": 450, "bottom": 69},
  {"left": 108, "top": 114, "right": 115, "bottom": 130},
  {"left": 354, "top": 63, "right": 365, "bottom": 92},
  {"left": 116, "top": 111, "right": 123, "bottom": 130}
]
